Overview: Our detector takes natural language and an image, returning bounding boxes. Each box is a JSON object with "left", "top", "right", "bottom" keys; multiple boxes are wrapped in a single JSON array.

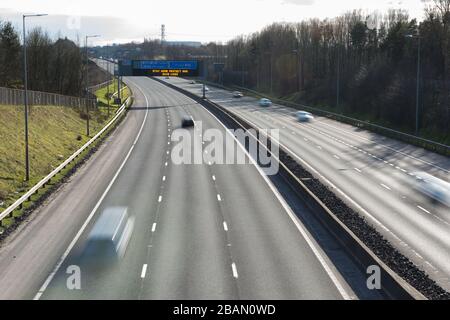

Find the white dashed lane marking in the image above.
[
  {"left": 231, "top": 263, "right": 238, "bottom": 278},
  {"left": 292, "top": 120, "right": 414, "bottom": 176},
  {"left": 417, "top": 206, "right": 431, "bottom": 214},
  {"left": 140, "top": 264, "right": 148, "bottom": 278}
]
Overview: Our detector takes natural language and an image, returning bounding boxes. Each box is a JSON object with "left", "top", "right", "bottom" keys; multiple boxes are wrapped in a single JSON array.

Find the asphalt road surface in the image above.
[
  {"left": 0, "top": 76, "right": 357, "bottom": 300},
  {"left": 162, "top": 77, "right": 450, "bottom": 292}
]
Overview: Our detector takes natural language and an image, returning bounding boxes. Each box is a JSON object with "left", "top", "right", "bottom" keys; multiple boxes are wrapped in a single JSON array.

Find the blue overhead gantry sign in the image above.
[{"left": 119, "top": 60, "right": 200, "bottom": 77}]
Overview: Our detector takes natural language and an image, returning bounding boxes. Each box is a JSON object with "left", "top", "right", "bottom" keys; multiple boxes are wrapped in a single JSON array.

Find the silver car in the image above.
[
  {"left": 83, "top": 207, "right": 135, "bottom": 260},
  {"left": 412, "top": 172, "right": 450, "bottom": 207},
  {"left": 296, "top": 111, "right": 314, "bottom": 122},
  {"left": 259, "top": 98, "right": 272, "bottom": 107}
]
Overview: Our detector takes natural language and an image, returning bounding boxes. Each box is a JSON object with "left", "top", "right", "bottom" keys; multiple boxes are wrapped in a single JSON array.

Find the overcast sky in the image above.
[{"left": 0, "top": 0, "right": 430, "bottom": 45}]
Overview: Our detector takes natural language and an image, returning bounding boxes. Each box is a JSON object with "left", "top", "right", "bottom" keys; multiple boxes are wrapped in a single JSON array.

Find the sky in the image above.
[{"left": 0, "top": 0, "right": 431, "bottom": 45}]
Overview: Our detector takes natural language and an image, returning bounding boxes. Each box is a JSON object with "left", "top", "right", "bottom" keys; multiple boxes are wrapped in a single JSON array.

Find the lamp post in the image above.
[
  {"left": 405, "top": 32, "right": 421, "bottom": 135},
  {"left": 336, "top": 44, "right": 341, "bottom": 109},
  {"left": 292, "top": 49, "right": 300, "bottom": 92},
  {"left": 241, "top": 60, "right": 245, "bottom": 87},
  {"left": 106, "top": 44, "right": 110, "bottom": 117},
  {"left": 264, "top": 52, "right": 273, "bottom": 93},
  {"left": 85, "top": 34, "right": 100, "bottom": 137},
  {"left": 23, "top": 13, "right": 47, "bottom": 182}
]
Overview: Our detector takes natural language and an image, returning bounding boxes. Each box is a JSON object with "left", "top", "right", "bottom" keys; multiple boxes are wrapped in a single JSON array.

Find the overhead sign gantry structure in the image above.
[{"left": 119, "top": 60, "right": 200, "bottom": 77}]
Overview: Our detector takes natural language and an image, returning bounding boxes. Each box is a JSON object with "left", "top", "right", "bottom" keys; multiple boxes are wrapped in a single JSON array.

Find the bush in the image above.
[{"left": 0, "top": 190, "right": 8, "bottom": 201}]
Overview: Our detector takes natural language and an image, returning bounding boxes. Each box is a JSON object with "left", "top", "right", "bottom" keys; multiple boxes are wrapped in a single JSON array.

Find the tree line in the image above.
[
  {"left": 0, "top": 21, "right": 85, "bottom": 97},
  {"left": 96, "top": 0, "right": 449, "bottom": 141},
  {"left": 223, "top": 0, "right": 449, "bottom": 141}
]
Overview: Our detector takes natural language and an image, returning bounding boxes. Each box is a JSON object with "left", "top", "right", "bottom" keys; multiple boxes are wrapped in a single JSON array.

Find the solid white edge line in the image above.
[
  {"left": 228, "top": 107, "right": 392, "bottom": 233},
  {"left": 33, "top": 79, "right": 150, "bottom": 300},
  {"left": 317, "top": 120, "right": 449, "bottom": 174},
  {"left": 227, "top": 107, "right": 450, "bottom": 279},
  {"left": 211, "top": 92, "right": 437, "bottom": 298},
  {"left": 381, "top": 184, "right": 391, "bottom": 190},
  {"left": 196, "top": 96, "right": 352, "bottom": 300}
]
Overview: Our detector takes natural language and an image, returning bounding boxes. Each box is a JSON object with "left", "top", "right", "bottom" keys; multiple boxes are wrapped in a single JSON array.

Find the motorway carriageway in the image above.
[
  {"left": 162, "top": 76, "right": 450, "bottom": 293},
  {"left": 0, "top": 75, "right": 383, "bottom": 299}
]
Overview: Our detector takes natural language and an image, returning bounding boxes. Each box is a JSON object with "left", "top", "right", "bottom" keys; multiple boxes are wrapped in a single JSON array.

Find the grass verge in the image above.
[
  {"left": 95, "top": 82, "right": 130, "bottom": 108},
  {"left": 0, "top": 94, "right": 132, "bottom": 237}
]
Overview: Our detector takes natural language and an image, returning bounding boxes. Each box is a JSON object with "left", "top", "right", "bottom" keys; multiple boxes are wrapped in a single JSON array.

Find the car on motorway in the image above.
[
  {"left": 190, "top": 80, "right": 196, "bottom": 84},
  {"left": 204, "top": 86, "right": 210, "bottom": 92},
  {"left": 181, "top": 115, "right": 195, "bottom": 128},
  {"left": 82, "top": 207, "right": 135, "bottom": 261},
  {"left": 411, "top": 172, "right": 450, "bottom": 207},
  {"left": 259, "top": 98, "right": 272, "bottom": 107},
  {"left": 296, "top": 111, "right": 314, "bottom": 122},
  {"left": 233, "top": 91, "right": 244, "bottom": 98}
]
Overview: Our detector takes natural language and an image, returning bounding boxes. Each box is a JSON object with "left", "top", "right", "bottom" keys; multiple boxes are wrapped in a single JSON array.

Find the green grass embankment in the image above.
[
  {"left": 0, "top": 82, "right": 131, "bottom": 218},
  {"left": 0, "top": 104, "right": 116, "bottom": 208},
  {"left": 95, "top": 82, "right": 130, "bottom": 108}
]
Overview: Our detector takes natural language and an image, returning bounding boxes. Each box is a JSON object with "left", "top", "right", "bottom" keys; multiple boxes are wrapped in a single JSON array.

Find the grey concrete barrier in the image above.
[{"left": 154, "top": 76, "right": 427, "bottom": 300}]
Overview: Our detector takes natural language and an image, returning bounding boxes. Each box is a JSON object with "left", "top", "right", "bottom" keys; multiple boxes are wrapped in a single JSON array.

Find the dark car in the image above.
[{"left": 181, "top": 115, "right": 195, "bottom": 128}]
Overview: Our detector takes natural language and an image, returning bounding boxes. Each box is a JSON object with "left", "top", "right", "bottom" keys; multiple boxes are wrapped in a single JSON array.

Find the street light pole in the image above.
[
  {"left": 85, "top": 37, "right": 89, "bottom": 137},
  {"left": 405, "top": 32, "right": 421, "bottom": 135},
  {"left": 85, "top": 34, "right": 100, "bottom": 137},
  {"left": 336, "top": 44, "right": 340, "bottom": 109},
  {"left": 293, "top": 49, "right": 300, "bottom": 92},
  {"left": 106, "top": 44, "right": 110, "bottom": 117},
  {"left": 22, "top": 13, "right": 47, "bottom": 182},
  {"left": 270, "top": 55, "right": 273, "bottom": 94},
  {"left": 242, "top": 61, "right": 245, "bottom": 87},
  {"left": 264, "top": 52, "right": 273, "bottom": 93},
  {"left": 415, "top": 36, "right": 421, "bottom": 135},
  {"left": 203, "top": 61, "right": 206, "bottom": 99}
]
